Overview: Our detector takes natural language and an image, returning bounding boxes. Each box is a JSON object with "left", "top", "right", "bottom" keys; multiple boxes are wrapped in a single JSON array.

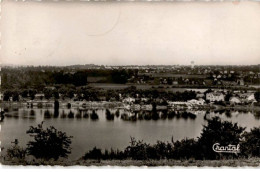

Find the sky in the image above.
[{"left": 1, "top": 1, "right": 260, "bottom": 66}]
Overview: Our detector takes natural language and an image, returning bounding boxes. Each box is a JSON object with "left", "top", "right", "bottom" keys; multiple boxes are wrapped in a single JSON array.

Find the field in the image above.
[
  {"left": 88, "top": 83, "right": 201, "bottom": 92},
  {"left": 139, "top": 73, "right": 210, "bottom": 79}
]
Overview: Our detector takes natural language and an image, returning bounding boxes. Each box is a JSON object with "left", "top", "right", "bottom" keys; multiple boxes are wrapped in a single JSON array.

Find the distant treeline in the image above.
[
  {"left": 2, "top": 85, "right": 197, "bottom": 102},
  {"left": 1, "top": 68, "right": 133, "bottom": 90}
]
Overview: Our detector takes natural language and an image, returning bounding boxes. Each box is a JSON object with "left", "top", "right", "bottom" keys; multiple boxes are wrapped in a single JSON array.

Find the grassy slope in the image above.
[{"left": 1, "top": 158, "right": 260, "bottom": 167}]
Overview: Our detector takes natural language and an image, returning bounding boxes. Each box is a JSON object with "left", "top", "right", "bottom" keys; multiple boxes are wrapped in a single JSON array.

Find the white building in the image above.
[
  {"left": 229, "top": 97, "right": 241, "bottom": 104},
  {"left": 188, "top": 99, "right": 205, "bottom": 105},
  {"left": 35, "top": 93, "right": 45, "bottom": 100},
  {"left": 246, "top": 94, "right": 256, "bottom": 103},
  {"left": 206, "top": 92, "right": 225, "bottom": 102},
  {"left": 0, "top": 93, "right": 3, "bottom": 101},
  {"left": 123, "top": 97, "right": 135, "bottom": 104},
  {"left": 239, "top": 93, "right": 256, "bottom": 103}
]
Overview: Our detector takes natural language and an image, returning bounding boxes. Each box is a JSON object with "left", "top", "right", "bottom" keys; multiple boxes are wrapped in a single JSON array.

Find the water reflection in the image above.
[
  {"left": 1, "top": 107, "right": 260, "bottom": 121},
  {"left": 115, "top": 109, "right": 120, "bottom": 118},
  {"left": 255, "top": 113, "right": 260, "bottom": 120},
  {"left": 83, "top": 111, "right": 89, "bottom": 118},
  {"left": 90, "top": 110, "right": 99, "bottom": 120},
  {"left": 30, "top": 110, "right": 35, "bottom": 116},
  {"left": 68, "top": 111, "right": 74, "bottom": 118},
  {"left": 60, "top": 110, "right": 66, "bottom": 118},
  {"left": 0, "top": 111, "right": 5, "bottom": 122},
  {"left": 225, "top": 110, "right": 232, "bottom": 118},
  {"left": 44, "top": 110, "right": 52, "bottom": 118},
  {"left": 76, "top": 111, "right": 82, "bottom": 119},
  {"left": 106, "top": 109, "right": 114, "bottom": 121}
]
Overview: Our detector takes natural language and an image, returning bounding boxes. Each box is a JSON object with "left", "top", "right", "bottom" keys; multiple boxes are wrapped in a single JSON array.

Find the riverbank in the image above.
[
  {"left": 214, "top": 104, "right": 260, "bottom": 112},
  {"left": 1, "top": 158, "right": 260, "bottom": 167},
  {"left": 1, "top": 101, "right": 259, "bottom": 112}
]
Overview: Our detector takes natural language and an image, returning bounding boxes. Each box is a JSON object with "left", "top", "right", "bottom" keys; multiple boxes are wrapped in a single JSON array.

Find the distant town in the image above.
[{"left": 1, "top": 64, "right": 259, "bottom": 114}]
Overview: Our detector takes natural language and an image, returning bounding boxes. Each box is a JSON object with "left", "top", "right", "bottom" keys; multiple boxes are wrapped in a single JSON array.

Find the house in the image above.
[
  {"left": 141, "top": 98, "right": 148, "bottom": 102},
  {"left": 229, "top": 97, "right": 241, "bottom": 104},
  {"left": 206, "top": 92, "right": 225, "bottom": 102},
  {"left": 196, "top": 93, "right": 204, "bottom": 99},
  {"left": 187, "top": 99, "right": 205, "bottom": 105},
  {"left": 239, "top": 93, "right": 256, "bottom": 103},
  {"left": 237, "top": 79, "right": 244, "bottom": 86},
  {"left": 122, "top": 97, "right": 135, "bottom": 104},
  {"left": 167, "top": 101, "right": 189, "bottom": 107},
  {"left": 172, "top": 81, "right": 178, "bottom": 85},
  {"left": 35, "top": 93, "right": 45, "bottom": 100},
  {"left": 44, "top": 86, "right": 56, "bottom": 90},
  {"left": 246, "top": 94, "right": 256, "bottom": 102},
  {"left": 217, "top": 75, "right": 222, "bottom": 79},
  {"left": 98, "top": 96, "right": 106, "bottom": 101},
  {"left": 141, "top": 104, "right": 153, "bottom": 111}
]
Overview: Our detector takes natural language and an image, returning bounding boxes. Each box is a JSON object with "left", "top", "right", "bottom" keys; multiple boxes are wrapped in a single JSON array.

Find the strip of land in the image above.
[{"left": 1, "top": 158, "right": 260, "bottom": 167}]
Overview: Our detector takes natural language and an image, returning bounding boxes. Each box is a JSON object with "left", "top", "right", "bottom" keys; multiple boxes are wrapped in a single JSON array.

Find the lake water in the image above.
[{"left": 0, "top": 107, "right": 259, "bottom": 160}]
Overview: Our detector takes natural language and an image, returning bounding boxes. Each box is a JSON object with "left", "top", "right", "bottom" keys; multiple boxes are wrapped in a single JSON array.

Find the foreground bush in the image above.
[
  {"left": 172, "top": 138, "right": 199, "bottom": 160},
  {"left": 6, "top": 140, "right": 26, "bottom": 160},
  {"left": 125, "top": 137, "right": 150, "bottom": 160},
  {"left": 83, "top": 147, "right": 102, "bottom": 160},
  {"left": 26, "top": 122, "right": 72, "bottom": 160},
  {"left": 83, "top": 147, "right": 126, "bottom": 160},
  {"left": 241, "top": 127, "right": 260, "bottom": 157},
  {"left": 197, "top": 117, "right": 245, "bottom": 160}
]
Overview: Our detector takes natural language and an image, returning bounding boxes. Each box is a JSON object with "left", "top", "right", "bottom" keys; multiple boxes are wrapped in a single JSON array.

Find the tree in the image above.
[
  {"left": 254, "top": 91, "right": 260, "bottom": 102},
  {"left": 172, "top": 138, "right": 198, "bottom": 160},
  {"left": 26, "top": 122, "right": 72, "bottom": 160},
  {"left": 241, "top": 127, "right": 260, "bottom": 157},
  {"left": 53, "top": 90, "right": 60, "bottom": 100},
  {"left": 151, "top": 102, "right": 159, "bottom": 120},
  {"left": 197, "top": 117, "right": 245, "bottom": 160},
  {"left": 67, "top": 89, "right": 75, "bottom": 100},
  {"left": 83, "top": 147, "right": 102, "bottom": 160},
  {"left": 43, "top": 88, "right": 53, "bottom": 100},
  {"left": 12, "top": 90, "right": 20, "bottom": 101},
  {"left": 21, "top": 89, "right": 29, "bottom": 98},
  {"left": 6, "top": 139, "right": 26, "bottom": 160},
  {"left": 225, "top": 91, "right": 233, "bottom": 102},
  {"left": 125, "top": 137, "right": 149, "bottom": 160},
  {"left": 3, "top": 90, "right": 12, "bottom": 101},
  {"left": 28, "top": 89, "right": 37, "bottom": 100}
]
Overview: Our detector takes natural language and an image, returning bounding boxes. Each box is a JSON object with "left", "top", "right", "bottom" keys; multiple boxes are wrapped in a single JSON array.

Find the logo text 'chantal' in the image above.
[{"left": 212, "top": 143, "right": 240, "bottom": 153}]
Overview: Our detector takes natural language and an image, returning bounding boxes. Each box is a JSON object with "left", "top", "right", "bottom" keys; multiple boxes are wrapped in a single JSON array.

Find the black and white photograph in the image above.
[{"left": 0, "top": 0, "right": 260, "bottom": 168}]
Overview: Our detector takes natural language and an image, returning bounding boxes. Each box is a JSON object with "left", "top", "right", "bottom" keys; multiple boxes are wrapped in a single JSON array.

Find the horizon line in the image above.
[{"left": 1, "top": 63, "right": 260, "bottom": 67}]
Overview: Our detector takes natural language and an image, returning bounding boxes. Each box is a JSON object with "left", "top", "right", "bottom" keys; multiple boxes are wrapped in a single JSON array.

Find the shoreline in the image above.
[{"left": 1, "top": 101, "right": 259, "bottom": 112}]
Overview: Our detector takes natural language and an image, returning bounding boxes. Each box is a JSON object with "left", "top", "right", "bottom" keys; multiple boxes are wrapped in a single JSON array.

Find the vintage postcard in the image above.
[{"left": 0, "top": 0, "right": 260, "bottom": 168}]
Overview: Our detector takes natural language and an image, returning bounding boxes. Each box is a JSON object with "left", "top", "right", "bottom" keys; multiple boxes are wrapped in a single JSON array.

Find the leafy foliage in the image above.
[
  {"left": 197, "top": 117, "right": 245, "bottom": 159},
  {"left": 6, "top": 140, "right": 27, "bottom": 160},
  {"left": 172, "top": 138, "right": 199, "bottom": 160},
  {"left": 125, "top": 137, "right": 150, "bottom": 160},
  {"left": 83, "top": 147, "right": 102, "bottom": 160},
  {"left": 26, "top": 122, "right": 72, "bottom": 160},
  {"left": 241, "top": 127, "right": 260, "bottom": 157}
]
